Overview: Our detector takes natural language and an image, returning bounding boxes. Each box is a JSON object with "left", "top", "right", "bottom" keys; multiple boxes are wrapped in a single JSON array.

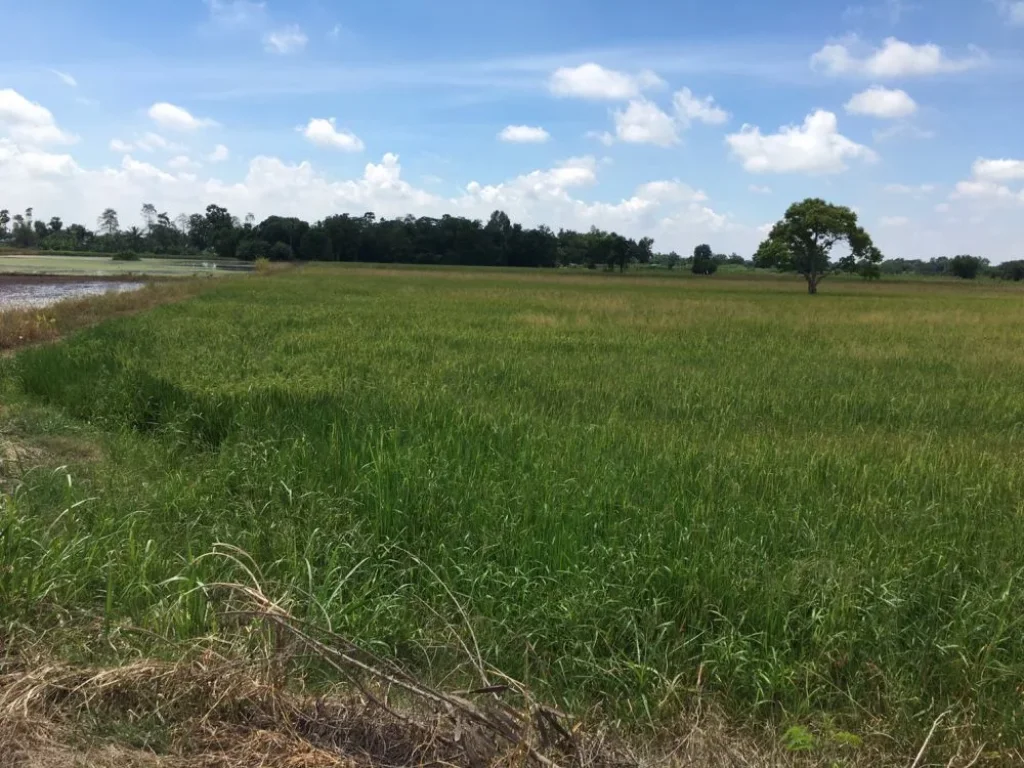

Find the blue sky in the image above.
[{"left": 1, "top": 0, "right": 1023, "bottom": 260}]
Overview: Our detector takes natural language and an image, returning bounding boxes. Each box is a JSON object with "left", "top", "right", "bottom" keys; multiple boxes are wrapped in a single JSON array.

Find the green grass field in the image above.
[{"left": 2, "top": 265, "right": 1023, "bottom": 751}]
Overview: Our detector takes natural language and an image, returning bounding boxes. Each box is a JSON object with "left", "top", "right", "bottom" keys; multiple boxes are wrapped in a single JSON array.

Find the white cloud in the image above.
[
  {"left": 0, "top": 138, "right": 80, "bottom": 178},
  {"left": 148, "top": 102, "right": 217, "bottom": 131},
  {"left": 880, "top": 215, "right": 909, "bottom": 226},
  {"left": 301, "top": 118, "right": 365, "bottom": 152},
  {"left": 952, "top": 179, "right": 1021, "bottom": 202},
  {"left": 972, "top": 158, "right": 1024, "bottom": 182},
  {"left": 498, "top": 125, "right": 551, "bottom": 143},
  {"left": 748, "top": 184, "right": 772, "bottom": 194},
  {"left": 109, "top": 138, "right": 134, "bottom": 153},
  {"left": 0, "top": 89, "right": 77, "bottom": 145},
  {"left": 726, "top": 110, "right": 877, "bottom": 174},
  {"left": 136, "top": 132, "right": 176, "bottom": 152},
  {"left": 884, "top": 182, "right": 935, "bottom": 195},
  {"left": 264, "top": 24, "right": 308, "bottom": 54},
  {"left": 208, "top": 144, "right": 230, "bottom": 163},
  {"left": 50, "top": 69, "right": 78, "bottom": 87},
  {"left": 613, "top": 99, "right": 679, "bottom": 146},
  {"left": 845, "top": 86, "right": 917, "bottom": 118},
  {"left": 673, "top": 88, "right": 729, "bottom": 126},
  {"left": 167, "top": 155, "right": 202, "bottom": 171},
  {"left": 811, "top": 36, "right": 985, "bottom": 77},
  {"left": 548, "top": 63, "right": 663, "bottom": 100}
]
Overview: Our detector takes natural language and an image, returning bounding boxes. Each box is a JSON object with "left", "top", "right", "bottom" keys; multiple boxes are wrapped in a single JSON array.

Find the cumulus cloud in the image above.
[
  {"left": 972, "top": 158, "right": 1024, "bottom": 182},
  {"left": 0, "top": 89, "right": 77, "bottom": 145},
  {"left": 811, "top": 36, "right": 985, "bottom": 77},
  {"left": 613, "top": 99, "right": 679, "bottom": 146},
  {"left": 301, "top": 118, "right": 365, "bottom": 152},
  {"left": 208, "top": 144, "right": 230, "bottom": 163},
  {"left": 264, "top": 24, "right": 308, "bottom": 54},
  {"left": 725, "top": 110, "right": 877, "bottom": 174},
  {"left": 845, "top": 86, "right": 917, "bottom": 118},
  {"left": 549, "top": 63, "right": 663, "bottom": 100},
  {"left": 498, "top": 125, "right": 550, "bottom": 143},
  {"left": 673, "top": 88, "right": 729, "bottom": 126},
  {"left": 149, "top": 102, "right": 217, "bottom": 131},
  {"left": 949, "top": 158, "right": 1024, "bottom": 207}
]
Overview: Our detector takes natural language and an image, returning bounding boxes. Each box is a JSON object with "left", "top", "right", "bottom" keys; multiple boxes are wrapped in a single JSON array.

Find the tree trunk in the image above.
[{"left": 807, "top": 275, "right": 818, "bottom": 294}]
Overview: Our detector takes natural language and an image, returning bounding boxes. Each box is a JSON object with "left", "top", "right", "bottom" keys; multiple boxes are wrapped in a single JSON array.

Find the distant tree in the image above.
[
  {"left": 299, "top": 227, "right": 332, "bottom": 261},
  {"left": 727, "top": 253, "right": 746, "bottom": 266},
  {"left": 236, "top": 238, "right": 269, "bottom": 262},
  {"left": 48, "top": 216, "right": 63, "bottom": 233},
  {"left": 244, "top": 212, "right": 256, "bottom": 228},
  {"left": 25, "top": 207, "right": 33, "bottom": 226},
  {"left": 949, "top": 254, "right": 986, "bottom": 279},
  {"left": 33, "top": 221, "right": 48, "bottom": 239},
  {"left": 98, "top": 208, "right": 120, "bottom": 236},
  {"left": 125, "top": 226, "right": 144, "bottom": 251},
  {"left": 754, "top": 198, "right": 882, "bottom": 294},
  {"left": 141, "top": 203, "right": 157, "bottom": 231},
  {"left": 0, "top": 209, "right": 9, "bottom": 237},
  {"left": 692, "top": 243, "right": 717, "bottom": 275},
  {"left": 996, "top": 260, "right": 1024, "bottom": 281}
]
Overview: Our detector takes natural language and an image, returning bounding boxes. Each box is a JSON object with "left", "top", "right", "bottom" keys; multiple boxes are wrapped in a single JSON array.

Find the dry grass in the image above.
[
  {"left": 0, "top": 279, "right": 205, "bottom": 351},
  {"left": 0, "top": 579, "right": 1002, "bottom": 768}
]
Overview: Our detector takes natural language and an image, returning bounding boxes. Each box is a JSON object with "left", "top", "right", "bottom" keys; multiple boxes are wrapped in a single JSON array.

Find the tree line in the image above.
[{"left": 0, "top": 201, "right": 1020, "bottom": 281}]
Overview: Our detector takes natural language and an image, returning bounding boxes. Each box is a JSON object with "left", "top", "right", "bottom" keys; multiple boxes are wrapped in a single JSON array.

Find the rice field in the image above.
[{"left": 2, "top": 265, "right": 1023, "bottom": 751}]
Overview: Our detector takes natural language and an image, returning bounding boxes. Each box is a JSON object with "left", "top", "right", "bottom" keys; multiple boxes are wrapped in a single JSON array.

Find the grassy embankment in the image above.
[{"left": 1, "top": 265, "right": 1022, "bottom": 762}]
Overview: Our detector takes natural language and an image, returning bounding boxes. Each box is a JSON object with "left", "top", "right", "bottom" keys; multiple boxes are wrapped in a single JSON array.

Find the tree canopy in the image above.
[{"left": 754, "top": 198, "right": 882, "bottom": 294}]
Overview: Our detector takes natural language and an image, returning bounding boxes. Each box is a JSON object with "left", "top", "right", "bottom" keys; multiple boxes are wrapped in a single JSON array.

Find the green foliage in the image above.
[
  {"left": 692, "top": 244, "right": 718, "bottom": 275},
  {"left": 268, "top": 241, "right": 294, "bottom": 261},
  {"left": 995, "top": 260, "right": 1024, "bottom": 281},
  {"left": 950, "top": 254, "right": 987, "bottom": 279},
  {"left": 782, "top": 726, "right": 817, "bottom": 752},
  {"left": 756, "top": 198, "right": 881, "bottom": 294},
  {"left": 111, "top": 251, "right": 141, "bottom": 262},
  {"left": 3, "top": 267, "right": 1024, "bottom": 744}
]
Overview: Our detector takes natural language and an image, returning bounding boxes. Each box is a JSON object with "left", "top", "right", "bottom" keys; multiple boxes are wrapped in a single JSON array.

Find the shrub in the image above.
[
  {"left": 269, "top": 242, "right": 293, "bottom": 261},
  {"left": 112, "top": 251, "right": 141, "bottom": 262}
]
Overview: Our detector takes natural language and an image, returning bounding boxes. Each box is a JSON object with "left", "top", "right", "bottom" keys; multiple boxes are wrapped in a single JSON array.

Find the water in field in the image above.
[{"left": 0, "top": 280, "right": 143, "bottom": 311}]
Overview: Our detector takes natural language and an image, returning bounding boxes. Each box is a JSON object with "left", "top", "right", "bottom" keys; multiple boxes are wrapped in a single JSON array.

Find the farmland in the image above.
[{"left": 1, "top": 265, "right": 1023, "bottom": 757}]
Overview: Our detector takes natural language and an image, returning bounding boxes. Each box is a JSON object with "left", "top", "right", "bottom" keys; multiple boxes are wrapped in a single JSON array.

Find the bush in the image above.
[
  {"left": 692, "top": 257, "right": 718, "bottom": 275},
  {"left": 254, "top": 257, "right": 271, "bottom": 274},
  {"left": 269, "top": 242, "right": 293, "bottom": 261},
  {"left": 236, "top": 238, "right": 269, "bottom": 262},
  {"left": 112, "top": 251, "right": 141, "bottom": 262}
]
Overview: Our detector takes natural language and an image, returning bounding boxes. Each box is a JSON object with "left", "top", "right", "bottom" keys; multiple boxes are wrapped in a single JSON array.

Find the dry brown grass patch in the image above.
[{"left": 0, "top": 279, "right": 206, "bottom": 352}]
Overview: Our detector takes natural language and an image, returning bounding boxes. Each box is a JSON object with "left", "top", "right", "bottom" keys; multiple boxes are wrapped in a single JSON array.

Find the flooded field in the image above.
[
  {"left": 0, "top": 254, "right": 250, "bottom": 278},
  {"left": 0, "top": 278, "right": 144, "bottom": 310}
]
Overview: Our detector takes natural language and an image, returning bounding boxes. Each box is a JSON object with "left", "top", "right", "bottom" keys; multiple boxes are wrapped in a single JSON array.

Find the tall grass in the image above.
[{"left": 2, "top": 266, "right": 1023, "bottom": 746}]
